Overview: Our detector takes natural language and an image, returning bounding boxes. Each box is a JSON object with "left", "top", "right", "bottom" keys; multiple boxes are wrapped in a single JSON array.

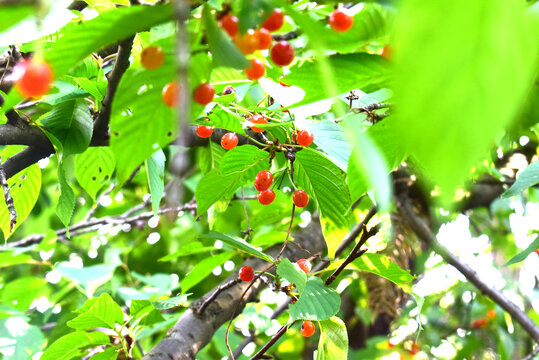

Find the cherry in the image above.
[
  {"left": 408, "top": 342, "right": 420, "bottom": 355},
  {"left": 221, "top": 133, "right": 238, "bottom": 150},
  {"left": 244, "top": 59, "right": 265, "bottom": 81},
  {"left": 262, "top": 9, "right": 284, "bottom": 32},
  {"left": 219, "top": 14, "right": 239, "bottom": 37},
  {"left": 381, "top": 45, "right": 391, "bottom": 60},
  {"left": 301, "top": 320, "right": 315, "bottom": 337},
  {"left": 196, "top": 125, "right": 213, "bottom": 138},
  {"left": 329, "top": 8, "right": 354, "bottom": 32},
  {"left": 254, "top": 170, "right": 273, "bottom": 191},
  {"left": 534, "top": 248, "right": 539, "bottom": 254},
  {"left": 193, "top": 83, "right": 215, "bottom": 105},
  {"left": 471, "top": 318, "right": 487, "bottom": 329},
  {"left": 258, "top": 189, "right": 275, "bottom": 205},
  {"left": 292, "top": 190, "right": 309, "bottom": 208},
  {"left": 254, "top": 29, "right": 272, "bottom": 50},
  {"left": 270, "top": 41, "right": 294, "bottom": 67},
  {"left": 486, "top": 309, "right": 496, "bottom": 319},
  {"left": 140, "top": 45, "right": 164, "bottom": 70},
  {"left": 16, "top": 59, "right": 52, "bottom": 98},
  {"left": 296, "top": 259, "right": 311, "bottom": 274},
  {"left": 234, "top": 29, "right": 259, "bottom": 54},
  {"left": 296, "top": 129, "right": 314, "bottom": 146},
  {"left": 222, "top": 85, "right": 236, "bottom": 95},
  {"left": 249, "top": 114, "right": 267, "bottom": 133},
  {"left": 162, "top": 82, "right": 179, "bottom": 107},
  {"left": 239, "top": 265, "right": 254, "bottom": 282}
]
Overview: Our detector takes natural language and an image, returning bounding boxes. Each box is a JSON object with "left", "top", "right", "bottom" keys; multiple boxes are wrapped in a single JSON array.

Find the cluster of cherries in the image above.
[
  {"left": 471, "top": 309, "right": 496, "bottom": 329},
  {"left": 239, "top": 258, "right": 315, "bottom": 337},
  {"left": 254, "top": 169, "right": 309, "bottom": 207}
]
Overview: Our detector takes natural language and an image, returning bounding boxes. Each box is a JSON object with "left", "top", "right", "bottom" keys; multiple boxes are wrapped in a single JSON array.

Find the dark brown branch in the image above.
[
  {"left": 2, "top": 146, "right": 54, "bottom": 180},
  {"left": 92, "top": 36, "right": 135, "bottom": 143},
  {"left": 0, "top": 168, "right": 16, "bottom": 231},
  {"left": 249, "top": 323, "right": 290, "bottom": 360},
  {"left": 522, "top": 345, "right": 539, "bottom": 360},
  {"left": 397, "top": 194, "right": 539, "bottom": 343},
  {"left": 325, "top": 223, "right": 380, "bottom": 286},
  {"left": 0, "top": 123, "right": 54, "bottom": 149}
]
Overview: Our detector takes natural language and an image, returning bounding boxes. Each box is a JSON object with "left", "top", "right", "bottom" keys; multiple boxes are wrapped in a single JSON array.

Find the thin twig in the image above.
[
  {"left": 240, "top": 186, "right": 252, "bottom": 239},
  {"left": 325, "top": 223, "right": 380, "bottom": 286},
  {"left": 397, "top": 194, "right": 539, "bottom": 343},
  {"left": 277, "top": 204, "right": 295, "bottom": 259},
  {"left": 522, "top": 345, "right": 539, "bottom": 360},
  {"left": 226, "top": 263, "right": 276, "bottom": 360},
  {"left": 249, "top": 322, "right": 292, "bottom": 360}
]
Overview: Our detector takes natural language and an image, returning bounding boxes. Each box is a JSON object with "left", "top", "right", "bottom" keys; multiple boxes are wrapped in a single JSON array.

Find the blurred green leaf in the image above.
[
  {"left": 502, "top": 161, "right": 539, "bottom": 198},
  {"left": 503, "top": 237, "right": 539, "bottom": 267},
  {"left": 181, "top": 252, "right": 234, "bottom": 292},
  {"left": 41, "top": 331, "right": 110, "bottom": 360},
  {"left": 316, "top": 317, "right": 348, "bottom": 360},
  {"left": 393, "top": 0, "right": 538, "bottom": 204},
  {"left": 146, "top": 149, "right": 165, "bottom": 216},
  {"left": 203, "top": 231, "right": 274, "bottom": 263}
]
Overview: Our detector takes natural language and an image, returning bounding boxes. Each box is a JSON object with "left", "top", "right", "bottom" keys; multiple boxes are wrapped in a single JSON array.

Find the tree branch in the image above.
[
  {"left": 92, "top": 35, "right": 135, "bottom": 143},
  {"left": 142, "top": 218, "right": 326, "bottom": 360},
  {"left": 396, "top": 194, "right": 539, "bottom": 344}
]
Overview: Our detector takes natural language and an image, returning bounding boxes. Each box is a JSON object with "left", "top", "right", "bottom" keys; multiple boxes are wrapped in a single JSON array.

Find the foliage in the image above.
[{"left": 0, "top": 0, "right": 538, "bottom": 360}]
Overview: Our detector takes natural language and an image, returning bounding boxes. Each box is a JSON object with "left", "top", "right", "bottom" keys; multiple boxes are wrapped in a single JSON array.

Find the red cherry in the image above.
[
  {"left": 296, "top": 129, "right": 314, "bottom": 146},
  {"left": 249, "top": 114, "right": 268, "bottom": 133},
  {"left": 262, "top": 9, "right": 284, "bottom": 32},
  {"left": 329, "top": 8, "right": 354, "bottom": 32},
  {"left": 239, "top": 265, "right": 254, "bottom": 282},
  {"left": 219, "top": 14, "right": 239, "bottom": 37},
  {"left": 254, "top": 170, "right": 273, "bottom": 191},
  {"left": 301, "top": 320, "right": 315, "bottom": 337},
  {"left": 193, "top": 83, "right": 215, "bottom": 105},
  {"left": 296, "top": 259, "right": 311, "bottom": 274},
  {"left": 234, "top": 29, "right": 259, "bottom": 54},
  {"left": 254, "top": 29, "right": 272, "bottom": 50},
  {"left": 486, "top": 309, "right": 496, "bottom": 319},
  {"left": 471, "top": 318, "right": 487, "bottom": 329},
  {"left": 196, "top": 125, "right": 213, "bottom": 138},
  {"left": 381, "top": 45, "right": 391, "bottom": 60},
  {"left": 221, "top": 133, "right": 238, "bottom": 150},
  {"left": 16, "top": 59, "right": 53, "bottom": 98},
  {"left": 222, "top": 85, "right": 236, "bottom": 95},
  {"left": 162, "top": 82, "right": 179, "bottom": 107},
  {"left": 292, "top": 190, "right": 309, "bottom": 208},
  {"left": 409, "top": 342, "right": 420, "bottom": 355},
  {"left": 258, "top": 189, "right": 275, "bottom": 205},
  {"left": 534, "top": 248, "right": 539, "bottom": 255},
  {"left": 271, "top": 41, "right": 295, "bottom": 67},
  {"left": 140, "top": 46, "right": 164, "bottom": 70},
  {"left": 244, "top": 59, "right": 266, "bottom": 81}
]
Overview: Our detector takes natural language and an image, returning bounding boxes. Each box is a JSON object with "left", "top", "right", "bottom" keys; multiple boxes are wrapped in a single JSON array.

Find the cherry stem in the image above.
[
  {"left": 277, "top": 204, "right": 296, "bottom": 260},
  {"left": 249, "top": 321, "right": 295, "bottom": 360}
]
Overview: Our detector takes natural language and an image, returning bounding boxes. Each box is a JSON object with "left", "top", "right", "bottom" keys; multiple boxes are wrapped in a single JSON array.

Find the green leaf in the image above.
[
  {"left": 42, "top": 81, "right": 88, "bottom": 106},
  {"left": 202, "top": 5, "right": 249, "bottom": 70},
  {"left": 346, "top": 127, "right": 392, "bottom": 211},
  {"left": 201, "top": 107, "right": 246, "bottom": 135},
  {"left": 129, "top": 300, "right": 164, "bottom": 327},
  {"left": 0, "top": 4, "right": 33, "bottom": 34},
  {"left": 220, "top": 145, "right": 269, "bottom": 178},
  {"left": 41, "top": 331, "right": 110, "bottom": 360},
  {"left": 276, "top": 258, "right": 307, "bottom": 293},
  {"left": 316, "top": 317, "right": 349, "bottom": 360},
  {"left": 198, "top": 141, "right": 226, "bottom": 175},
  {"left": 181, "top": 252, "right": 234, "bottom": 293},
  {"left": 502, "top": 161, "right": 539, "bottom": 198},
  {"left": 203, "top": 231, "right": 274, "bottom": 263},
  {"left": 110, "top": 60, "right": 176, "bottom": 186},
  {"left": 41, "top": 99, "right": 93, "bottom": 157},
  {"left": 365, "top": 119, "right": 405, "bottom": 171},
  {"left": 67, "top": 293, "right": 124, "bottom": 330},
  {"left": 0, "top": 251, "right": 33, "bottom": 267},
  {"left": 0, "top": 317, "right": 45, "bottom": 360},
  {"left": 283, "top": 54, "right": 389, "bottom": 108},
  {"left": 44, "top": 4, "right": 173, "bottom": 78},
  {"left": 503, "top": 237, "right": 539, "bottom": 267},
  {"left": 151, "top": 295, "right": 189, "bottom": 310},
  {"left": 0, "top": 277, "right": 48, "bottom": 311},
  {"left": 298, "top": 120, "right": 351, "bottom": 172},
  {"left": 195, "top": 169, "right": 241, "bottom": 216},
  {"left": 88, "top": 347, "right": 117, "bottom": 360},
  {"left": 159, "top": 242, "right": 214, "bottom": 262},
  {"left": 146, "top": 149, "right": 165, "bottom": 216},
  {"left": 75, "top": 147, "right": 115, "bottom": 201},
  {"left": 353, "top": 253, "right": 414, "bottom": 292},
  {"left": 294, "top": 148, "right": 351, "bottom": 258},
  {"left": 393, "top": 0, "right": 538, "bottom": 204},
  {"left": 56, "top": 163, "right": 75, "bottom": 235},
  {"left": 0, "top": 146, "right": 41, "bottom": 239},
  {"left": 73, "top": 77, "right": 105, "bottom": 102},
  {"left": 289, "top": 277, "right": 340, "bottom": 321},
  {"left": 57, "top": 263, "right": 118, "bottom": 298}
]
